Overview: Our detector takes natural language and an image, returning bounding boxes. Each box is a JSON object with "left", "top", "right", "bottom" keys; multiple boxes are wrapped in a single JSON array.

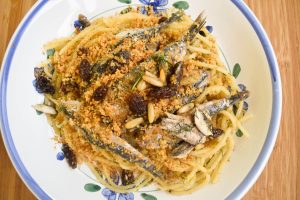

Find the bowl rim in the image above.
[{"left": 0, "top": 0, "right": 282, "bottom": 199}]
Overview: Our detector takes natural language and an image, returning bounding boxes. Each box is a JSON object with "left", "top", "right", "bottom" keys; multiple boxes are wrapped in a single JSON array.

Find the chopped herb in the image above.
[
  {"left": 152, "top": 54, "right": 167, "bottom": 66},
  {"left": 233, "top": 63, "right": 241, "bottom": 78},
  {"left": 131, "top": 73, "right": 144, "bottom": 90},
  {"left": 171, "top": 123, "right": 194, "bottom": 134},
  {"left": 173, "top": 1, "right": 189, "bottom": 10},
  {"left": 60, "top": 106, "right": 73, "bottom": 118},
  {"left": 236, "top": 129, "right": 243, "bottom": 137},
  {"left": 46, "top": 48, "right": 55, "bottom": 59}
]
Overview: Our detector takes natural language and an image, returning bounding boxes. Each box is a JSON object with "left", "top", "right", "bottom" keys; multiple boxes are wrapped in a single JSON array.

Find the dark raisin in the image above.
[
  {"left": 210, "top": 128, "right": 224, "bottom": 139},
  {"left": 79, "top": 59, "right": 92, "bottom": 81},
  {"left": 158, "top": 16, "right": 168, "bottom": 24},
  {"left": 78, "top": 14, "right": 91, "bottom": 28},
  {"left": 116, "top": 50, "right": 131, "bottom": 60},
  {"left": 93, "top": 85, "right": 108, "bottom": 101},
  {"left": 128, "top": 93, "right": 147, "bottom": 115},
  {"left": 199, "top": 30, "right": 206, "bottom": 37},
  {"left": 62, "top": 144, "right": 77, "bottom": 169},
  {"left": 34, "top": 76, "right": 55, "bottom": 94},
  {"left": 121, "top": 170, "right": 134, "bottom": 185},
  {"left": 148, "top": 86, "right": 177, "bottom": 100}
]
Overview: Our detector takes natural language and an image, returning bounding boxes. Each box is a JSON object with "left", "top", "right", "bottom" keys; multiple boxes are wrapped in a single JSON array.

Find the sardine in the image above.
[
  {"left": 161, "top": 91, "right": 249, "bottom": 157},
  {"left": 193, "top": 71, "right": 209, "bottom": 89},
  {"left": 196, "top": 90, "right": 250, "bottom": 116},
  {"left": 116, "top": 11, "right": 184, "bottom": 43},
  {"left": 161, "top": 113, "right": 205, "bottom": 145},
  {"left": 112, "top": 11, "right": 207, "bottom": 95},
  {"left": 80, "top": 128, "right": 162, "bottom": 177},
  {"left": 92, "top": 12, "right": 183, "bottom": 75},
  {"left": 161, "top": 11, "right": 206, "bottom": 65},
  {"left": 194, "top": 109, "right": 213, "bottom": 136},
  {"left": 61, "top": 107, "right": 162, "bottom": 178},
  {"left": 171, "top": 142, "right": 194, "bottom": 158}
]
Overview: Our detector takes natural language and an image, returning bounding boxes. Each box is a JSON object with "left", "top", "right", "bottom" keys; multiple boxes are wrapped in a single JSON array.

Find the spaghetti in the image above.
[{"left": 33, "top": 7, "right": 251, "bottom": 195}]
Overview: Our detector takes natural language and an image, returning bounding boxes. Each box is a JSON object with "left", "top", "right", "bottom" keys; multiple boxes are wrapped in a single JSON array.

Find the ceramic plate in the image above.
[{"left": 0, "top": 0, "right": 282, "bottom": 199}]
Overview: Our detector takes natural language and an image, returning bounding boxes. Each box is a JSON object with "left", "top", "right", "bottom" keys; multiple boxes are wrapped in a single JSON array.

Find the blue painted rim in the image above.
[
  {"left": 0, "top": 1, "right": 282, "bottom": 200},
  {"left": 227, "top": 0, "right": 282, "bottom": 199}
]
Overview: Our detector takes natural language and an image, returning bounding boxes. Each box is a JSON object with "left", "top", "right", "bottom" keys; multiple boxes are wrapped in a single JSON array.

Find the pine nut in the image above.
[
  {"left": 142, "top": 75, "right": 164, "bottom": 87},
  {"left": 125, "top": 117, "right": 144, "bottom": 129},
  {"left": 177, "top": 103, "right": 195, "bottom": 114},
  {"left": 159, "top": 68, "right": 166, "bottom": 85},
  {"left": 145, "top": 71, "right": 157, "bottom": 78},
  {"left": 148, "top": 103, "right": 155, "bottom": 123},
  {"left": 137, "top": 80, "right": 147, "bottom": 91}
]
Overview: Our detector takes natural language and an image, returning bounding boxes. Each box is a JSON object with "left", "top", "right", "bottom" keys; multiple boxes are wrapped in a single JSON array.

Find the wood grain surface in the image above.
[{"left": 0, "top": 0, "right": 299, "bottom": 199}]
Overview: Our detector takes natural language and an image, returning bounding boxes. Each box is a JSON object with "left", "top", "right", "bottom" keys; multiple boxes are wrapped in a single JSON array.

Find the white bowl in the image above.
[{"left": 0, "top": 0, "right": 282, "bottom": 199}]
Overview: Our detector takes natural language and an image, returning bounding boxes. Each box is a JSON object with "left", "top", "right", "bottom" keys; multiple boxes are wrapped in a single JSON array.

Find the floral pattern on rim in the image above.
[
  {"left": 172, "top": 1, "right": 189, "bottom": 10},
  {"left": 56, "top": 152, "right": 65, "bottom": 161},
  {"left": 139, "top": 0, "right": 168, "bottom": 13},
  {"left": 102, "top": 188, "right": 134, "bottom": 200}
]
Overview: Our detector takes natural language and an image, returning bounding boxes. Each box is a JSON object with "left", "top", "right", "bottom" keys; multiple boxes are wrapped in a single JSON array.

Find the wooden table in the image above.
[{"left": 0, "top": 0, "right": 299, "bottom": 199}]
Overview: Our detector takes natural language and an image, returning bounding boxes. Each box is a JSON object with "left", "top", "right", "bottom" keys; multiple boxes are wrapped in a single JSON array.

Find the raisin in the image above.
[
  {"left": 148, "top": 86, "right": 177, "bottom": 100},
  {"left": 34, "top": 76, "right": 55, "bottom": 94},
  {"left": 78, "top": 14, "right": 91, "bottom": 28},
  {"left": 93, "top": 85, "right": 108, "bottom": 101},
  {"left": 121, "top": 170, "right": 134, "bottom": 185},
  {"left": 79, "top": 59, "right": 92, "bottom": 81},
  {"left": 62, "top": 144, "right": 77, "bottom": 169},
  {"left": 128, "top": 93, "right": 147, "bottom": 116}
]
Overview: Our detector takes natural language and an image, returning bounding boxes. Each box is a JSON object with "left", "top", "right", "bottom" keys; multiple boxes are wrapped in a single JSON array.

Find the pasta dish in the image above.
[{"left": 33, "top": 7, "right": 250, "bottom": 195}]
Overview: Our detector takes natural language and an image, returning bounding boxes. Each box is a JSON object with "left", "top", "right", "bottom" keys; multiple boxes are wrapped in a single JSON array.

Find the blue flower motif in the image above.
[
  {"left": 118, "top": 193, "right": 134, "bottom": 200},
  {"left": 139, "top": 0, "right": 168, "bottom": 13},
  {"left": 56, "top": 152, "right": 65, "bottom": 161},
  {"left": 243, "top": 101, "right": 249, "bottom": 111},
  {"left": 139, "top": 0, "right": 168, "bottom": 6},
  {"left": 238, "top": 83, "right": 246, "bottom": 91},
  {"left": 102, "top": 188, "right": 117, "bottom": 200},
  {"left": 74, "top": 20, "right": 84, "bottom": 30},
  {"left": 102, "top": 188, "right": 134, "bottom": 200},
  {"left": 206, "top": 25, "right": 213, "bottom": 33}
]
